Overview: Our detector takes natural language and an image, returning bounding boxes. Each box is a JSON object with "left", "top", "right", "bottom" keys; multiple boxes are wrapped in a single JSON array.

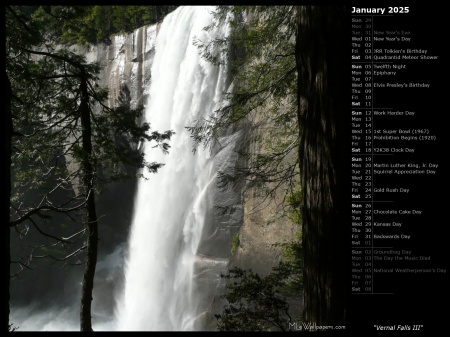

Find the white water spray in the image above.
[{"left": 115, "top": 7, "right": 230, "bottom": 331}]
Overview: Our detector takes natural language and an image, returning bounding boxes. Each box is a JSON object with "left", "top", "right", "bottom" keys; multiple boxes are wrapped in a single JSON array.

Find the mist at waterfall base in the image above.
[{"left": 10, "top": 6, "right": 235, "bottom": 331}]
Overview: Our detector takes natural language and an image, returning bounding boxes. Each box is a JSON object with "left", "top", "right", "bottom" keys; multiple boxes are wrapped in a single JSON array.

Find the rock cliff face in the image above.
[{"left": 68, "top": 24, "right": 156, "bottom": 110}]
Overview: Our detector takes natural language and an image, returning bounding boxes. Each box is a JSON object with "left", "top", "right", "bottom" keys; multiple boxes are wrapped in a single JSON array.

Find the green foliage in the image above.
[
  {"left": 215, "top": 265, "right": 296, "bottom": 331},
  {"left": 32, "top": 6, "right": 94, "bottom": 45},
  {"left": 6, "top": 6, "right": 43, "bottom": 52},
  {"left": 216, "top": 187, "right": 304, "bottom": 330},
  {"left": 281, "top": 237, "right": 303, "bottom": 293},
  {"left": 230, "top": 233, "right": 240, "bottom": 254},
  {"left": 286, "top": 188, "right": 302, "bottom": 225},
  {"left": 281, "top": 188, "right": 303, "bottom": 292},
  {"left": 31, "top": 6, "right": 179, "bottom": 45},
  {"left": 216, "top": 245, "right": 303, "bottom": 331}
]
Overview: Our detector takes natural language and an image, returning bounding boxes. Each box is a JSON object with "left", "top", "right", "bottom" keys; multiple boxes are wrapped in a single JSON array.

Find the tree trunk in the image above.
[
  {"left": 5, "top": 73, "right": 12, "bottom": 332},
  {"left": 79, "top": 72, "right": 99, "bottom": 332},
  {"left": 295, "top": 6, "right": 346, "bottom": 325}
]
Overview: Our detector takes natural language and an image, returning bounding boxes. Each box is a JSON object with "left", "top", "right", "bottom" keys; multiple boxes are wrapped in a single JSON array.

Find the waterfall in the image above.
[{"left": 114, "top": 6, "right": 230, "bottom": 331}]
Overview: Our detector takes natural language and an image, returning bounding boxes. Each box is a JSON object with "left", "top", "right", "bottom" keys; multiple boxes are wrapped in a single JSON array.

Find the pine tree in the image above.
[{"left": 6, "top": 5, "right": 174, "bottom": 331}]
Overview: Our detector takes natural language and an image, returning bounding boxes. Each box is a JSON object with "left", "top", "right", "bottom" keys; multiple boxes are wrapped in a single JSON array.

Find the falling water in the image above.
[{"left": 114, "top": 6, "right": 230, "bottom": 331}]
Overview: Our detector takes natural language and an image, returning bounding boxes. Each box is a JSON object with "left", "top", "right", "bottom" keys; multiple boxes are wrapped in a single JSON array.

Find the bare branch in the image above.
[{"left": 28, "top": 217, "right": 74, "bottom": 244}]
